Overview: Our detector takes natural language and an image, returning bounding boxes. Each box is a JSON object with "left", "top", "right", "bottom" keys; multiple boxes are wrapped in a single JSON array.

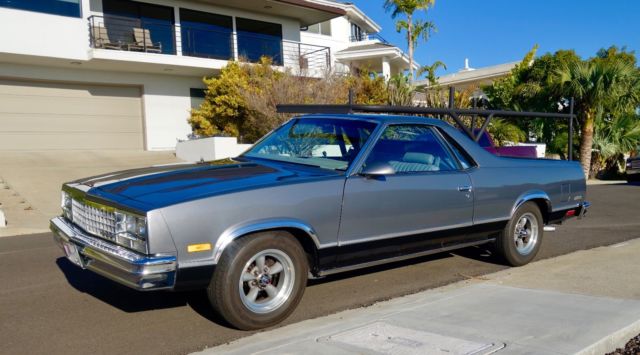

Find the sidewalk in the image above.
[{"left": 199, "top": 238, "right": 640, "bottom": 355}]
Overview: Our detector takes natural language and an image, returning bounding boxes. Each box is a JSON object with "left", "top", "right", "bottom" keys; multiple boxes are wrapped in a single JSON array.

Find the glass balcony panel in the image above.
[
  {"left": 180, "top": 8, "right": 233, "bottom": 60},
  {"left": 237, "top": 33, "right": 283, "bottom": 65},
  {"left": 0, "top": 0, "right": 81, "bottom": 17},
  {"left": 102, "top": 0, "right": 175, "bottom": 55},
  {"left": 236, "top": 17, "right": 283, "bottom": 65}
]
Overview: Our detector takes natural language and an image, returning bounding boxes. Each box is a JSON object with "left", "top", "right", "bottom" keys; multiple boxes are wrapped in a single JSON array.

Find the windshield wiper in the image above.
[{"left": 246, "top": 155, "right": 322, "bottom": 169}]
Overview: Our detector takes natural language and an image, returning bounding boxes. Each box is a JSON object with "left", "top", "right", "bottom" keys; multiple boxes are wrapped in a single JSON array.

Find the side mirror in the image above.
[{"left": 360, "top": 162, "right": 395, "bottom": 178}]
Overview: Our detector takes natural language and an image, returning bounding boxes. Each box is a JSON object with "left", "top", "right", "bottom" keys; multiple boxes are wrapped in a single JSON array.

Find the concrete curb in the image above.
[{"left": 577, "top": 318, "right": 640, "bottom": 355}]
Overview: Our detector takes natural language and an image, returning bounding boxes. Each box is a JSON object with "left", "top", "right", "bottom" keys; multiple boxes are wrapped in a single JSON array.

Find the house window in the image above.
[
  {"left": 306, "top": 20, "right": 332, "bottom": 36},
  {"left": 102, "top": 0, "right": 175, "bottom": 54},
  {"left": 350, "top": 23, "right": 364, "bottom": 41},
  {"left": 190, "top": 88, "right": 206, "bottom": 109},
  {"left": 180, "top": 9, "right": 233, "bottom": 60},
  {"left": 0, "top": 0, "right": 81, "bottom": 17},
  {"left": 236, "top": 18, "right": 283, "bottom": 65}
]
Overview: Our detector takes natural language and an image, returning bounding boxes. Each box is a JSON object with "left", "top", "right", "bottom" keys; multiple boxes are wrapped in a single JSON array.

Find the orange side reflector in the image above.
[{"left": 187, "top": 243, "right": 212, "bottom": 253}]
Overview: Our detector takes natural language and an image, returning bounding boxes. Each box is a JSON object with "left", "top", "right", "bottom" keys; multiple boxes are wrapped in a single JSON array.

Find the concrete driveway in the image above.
[{"left": 0, "top": 150, "right": 180, "bottom": 236}]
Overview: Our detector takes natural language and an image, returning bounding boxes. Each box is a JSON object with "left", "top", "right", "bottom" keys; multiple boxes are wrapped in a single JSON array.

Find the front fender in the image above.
[{"left": 212, "top": 218, "right": 321, "bottom": 264}]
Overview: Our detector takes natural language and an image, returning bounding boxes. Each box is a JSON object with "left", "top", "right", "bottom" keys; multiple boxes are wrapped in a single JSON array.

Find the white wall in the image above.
[
  {"left": 0, "top": 0, "right": 304, "bottom": 65},
  {"left": 0, "top": 7, "right": 89, "bottom": 61},
  {"left": 0, "top": 63, "right": 204, "bottom": 151},
  {"left": 300, "top": 16, "right": 351, "bottom": 63}
]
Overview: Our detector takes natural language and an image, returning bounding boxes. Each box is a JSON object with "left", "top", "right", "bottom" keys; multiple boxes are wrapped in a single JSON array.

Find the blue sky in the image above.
[{"left": 348, "top": 0, "right": 640, "bottom": 75}]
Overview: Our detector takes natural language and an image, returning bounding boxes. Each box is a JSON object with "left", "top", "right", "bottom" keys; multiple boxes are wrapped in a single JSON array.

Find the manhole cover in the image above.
[{"left": 318, "top": 322, "right": 504, "bottom": 355}]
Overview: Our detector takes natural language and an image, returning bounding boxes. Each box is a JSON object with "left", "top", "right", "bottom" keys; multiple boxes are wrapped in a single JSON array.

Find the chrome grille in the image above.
[
  {"left": 632, "top": 160, "right": 640, "bottom": 169},
  {"left": 71, "top": 199, "right": 116, "bottom": 241}
]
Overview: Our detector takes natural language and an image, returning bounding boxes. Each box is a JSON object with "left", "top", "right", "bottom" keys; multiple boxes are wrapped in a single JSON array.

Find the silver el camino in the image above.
[{"left": 51, "top": 114, "right": 589, "bottom": 329}]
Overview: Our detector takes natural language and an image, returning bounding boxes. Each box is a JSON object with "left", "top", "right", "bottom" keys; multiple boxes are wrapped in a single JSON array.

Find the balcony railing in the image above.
[
  {"left": 89, "top": 15, "right": 331, "bottom": 72},
  {"left": 349, "top": 33, "right": 388, "bottom": 44}
]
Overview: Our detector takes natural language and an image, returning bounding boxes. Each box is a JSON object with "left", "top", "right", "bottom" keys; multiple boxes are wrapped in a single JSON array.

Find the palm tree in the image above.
[
  {"left": 384, "top": 0, "right": 436, "bottom": 80},
  {"left": 592, "top": 114, "right": 640, "bottom": 177},
  {"left": 554, "top": 60, "right": 638, "bottom": 177},
  {"left": 387, "top": 74, "right": 415, "bottom": 106},
  {"left": 417, "top": 60, "right": 447, "bottom": 85}
]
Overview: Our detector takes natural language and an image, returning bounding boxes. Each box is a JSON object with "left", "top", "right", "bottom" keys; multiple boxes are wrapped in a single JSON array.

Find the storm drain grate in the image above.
[{"left": 318, "top": 321, "right": 505, "bottom": 355}]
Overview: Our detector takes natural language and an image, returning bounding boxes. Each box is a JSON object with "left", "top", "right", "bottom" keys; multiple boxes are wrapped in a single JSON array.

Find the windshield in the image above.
[{"left": 244, "top": 118, "right": 377, "bottom": 171}]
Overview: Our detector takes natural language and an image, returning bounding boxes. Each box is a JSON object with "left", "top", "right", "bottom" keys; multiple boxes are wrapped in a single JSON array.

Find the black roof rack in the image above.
[{"left": 277, "top": 87, "right": 577, "bottom": 161}]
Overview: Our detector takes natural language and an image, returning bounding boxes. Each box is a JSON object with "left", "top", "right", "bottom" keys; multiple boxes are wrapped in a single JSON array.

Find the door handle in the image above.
[{"left": 458, "top": 185, "right": 472, "bottom": 192}]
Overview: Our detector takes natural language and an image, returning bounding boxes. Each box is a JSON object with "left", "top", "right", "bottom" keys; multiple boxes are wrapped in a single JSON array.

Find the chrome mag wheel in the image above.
[
  {"left": 238, "top": 249, "right": 295, "bottom": 314},
  {"left": 513, "top": 212, "right": 539, "bottom": 255}
]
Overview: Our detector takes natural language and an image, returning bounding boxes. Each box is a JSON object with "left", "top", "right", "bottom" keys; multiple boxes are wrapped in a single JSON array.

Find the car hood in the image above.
[{"left": 69, "top": 158, "right": 339, "bottom": 211}]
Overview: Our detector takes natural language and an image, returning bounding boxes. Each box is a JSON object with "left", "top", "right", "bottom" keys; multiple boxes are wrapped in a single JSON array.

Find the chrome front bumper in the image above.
[{"left": 51, "top": 217, "right": 177, "bottom": 291}]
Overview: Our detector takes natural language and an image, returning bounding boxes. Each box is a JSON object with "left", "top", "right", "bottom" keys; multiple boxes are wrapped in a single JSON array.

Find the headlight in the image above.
[
  {"left": 61, "top": 191, "right": 72, "bottom": 219},
  {"left": 627, "top": 161, "right": 632, "bottom": 168},
  {"left": 115, "top": 211, "right": 148, "bottom": 253}
]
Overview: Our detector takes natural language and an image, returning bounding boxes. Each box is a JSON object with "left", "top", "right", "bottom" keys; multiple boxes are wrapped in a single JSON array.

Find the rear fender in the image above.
[{"left": 511, "top": 190, "right": 551, "bottom": 220}]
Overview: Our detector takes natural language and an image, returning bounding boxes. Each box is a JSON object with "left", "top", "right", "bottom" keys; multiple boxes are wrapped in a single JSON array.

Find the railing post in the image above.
[
  {"left": 298, "top": 42, "right": 302, "bottom": 70},
  {"left": 568, "top": 97, "right": 575, "bottom": 161},
  {"left": 231, "top": 17, "right": 239, "bottom": 60},
  {"left": 88, "top": 16, "right": 94, "bottom": 48},
  {"left": 173, "top": 7, "right": 182, "bottom": 56}
]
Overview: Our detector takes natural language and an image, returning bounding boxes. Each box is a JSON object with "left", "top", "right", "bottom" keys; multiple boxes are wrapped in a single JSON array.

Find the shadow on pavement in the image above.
[
  {"left": 55, "top": 257, "right": 232, "bottom": 327},
  {"left": 308, "top": 252, "right": 454, "bottom": 286},
  {"left": 449, "top": 244, "right": 505, "bottom": 266}
]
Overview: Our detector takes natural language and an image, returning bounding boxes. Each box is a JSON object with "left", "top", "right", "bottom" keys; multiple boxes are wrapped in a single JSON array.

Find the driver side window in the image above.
[{"left": 363, "top": 124, "right": 458, "bottom": 173}]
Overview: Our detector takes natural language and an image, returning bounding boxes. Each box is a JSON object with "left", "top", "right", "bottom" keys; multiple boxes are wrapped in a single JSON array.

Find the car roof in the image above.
[{"left": 296, "top": 113, "right": 451, "bottom": 127}]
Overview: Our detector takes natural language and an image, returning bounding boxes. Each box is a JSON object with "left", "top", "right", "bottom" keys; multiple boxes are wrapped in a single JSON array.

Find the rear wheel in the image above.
[
  {"left": 207, "top": 231, "right": 308, "bottom": 330},
  {"left": 496, "top": 202, "right": 544, "bottom": 266}
]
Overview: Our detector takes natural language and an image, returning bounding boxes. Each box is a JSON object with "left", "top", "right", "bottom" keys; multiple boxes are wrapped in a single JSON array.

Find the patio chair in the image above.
[
  {"left": 127, "top": 28, "right": 162, "bottom": 53},
  {"left": 92, "top": 24, "right": 123, "bottom": 50}
]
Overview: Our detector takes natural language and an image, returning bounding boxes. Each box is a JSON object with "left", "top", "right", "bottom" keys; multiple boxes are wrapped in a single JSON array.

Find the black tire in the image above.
[
  {"left": 207, "top": 231, "right": 308, "bottom": 330},
  {"left": 495, "top": 202, "right": 544, "bottom": 266},
  {"left": 627, "top": 174, "right": 639, "bottom": 183}
]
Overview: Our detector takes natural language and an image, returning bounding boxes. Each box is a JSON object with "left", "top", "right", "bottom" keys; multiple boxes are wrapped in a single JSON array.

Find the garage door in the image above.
[{"left": 0, "top": 79, "right": 144, "bottom": 150}]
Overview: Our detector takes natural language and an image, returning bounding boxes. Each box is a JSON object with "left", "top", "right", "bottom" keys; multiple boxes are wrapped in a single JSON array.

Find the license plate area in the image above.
[{"left": 63, "top": 241, "right": 84, "bottom": 268}]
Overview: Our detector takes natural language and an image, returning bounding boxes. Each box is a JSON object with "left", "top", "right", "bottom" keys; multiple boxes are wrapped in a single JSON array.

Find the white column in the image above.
[
  {"left": 382, "top": 56, "right": 391, "bottom": 81},
  {"left": 173, "top": 7, "right": 182, "bottom": 56}
]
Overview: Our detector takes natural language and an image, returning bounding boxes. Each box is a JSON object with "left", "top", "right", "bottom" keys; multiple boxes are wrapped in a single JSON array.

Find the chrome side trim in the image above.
[
  {"left": 511, "top": 191, "right": 551, "bottom": 217},
  {"left": 318, "top": 239, "right": 494, "bottom": 277},
  {"left": 212, "top": 219, "right": 325, "bottom": 264},
  {"left": 51, "top": 217, "right": 176, "bottom": 291},
  {"left": 337, "top": 221, "right": 474, "bottom": 247},
  {"left": 474, "top": 216, "right": 511, "bottom": 224}
]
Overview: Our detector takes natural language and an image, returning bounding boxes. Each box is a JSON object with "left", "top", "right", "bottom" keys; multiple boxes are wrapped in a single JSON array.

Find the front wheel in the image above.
[
  {"left": 207, "top": 231, "right": 308, "bottom": 330},
  {"left": 496, "top": 202, "right": 544, "bottom": 266}
]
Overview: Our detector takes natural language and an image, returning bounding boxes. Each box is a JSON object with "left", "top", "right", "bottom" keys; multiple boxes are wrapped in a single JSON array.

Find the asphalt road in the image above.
[{"left": 1, "top": 184, "right": 639, "bottom": 355}]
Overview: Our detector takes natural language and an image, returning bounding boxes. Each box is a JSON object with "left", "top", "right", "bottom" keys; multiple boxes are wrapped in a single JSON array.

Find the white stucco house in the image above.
[
  {"left": 0, "top": 0, "right": 412, "bottom": 151},
  {"left": 415, "top": 59, "right": 518, "bottom": 92}
]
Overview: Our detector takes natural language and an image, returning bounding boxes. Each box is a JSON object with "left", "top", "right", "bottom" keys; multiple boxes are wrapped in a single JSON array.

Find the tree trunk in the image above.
[
  {"left": 579, "top": 110, "right": 595, "bottom": 178},
  {"left": 408, "top": 14, "right": 413, "bottom": 80}
]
